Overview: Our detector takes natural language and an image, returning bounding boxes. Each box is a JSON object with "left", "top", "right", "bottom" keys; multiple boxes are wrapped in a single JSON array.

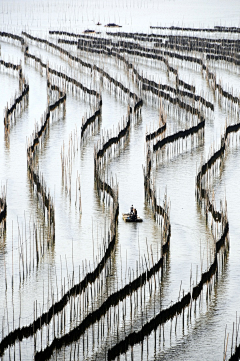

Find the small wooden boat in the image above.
[{"left": 122, "top": 213, "right": 143, "bottom": 222}]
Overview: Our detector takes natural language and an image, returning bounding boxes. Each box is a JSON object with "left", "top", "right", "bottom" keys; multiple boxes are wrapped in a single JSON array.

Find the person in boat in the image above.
[
  {"left": 133, "top": 208, "right": 137, "bottom": 220},
  {"left": 135, "top": 208, "right": 137, "bottom": 218},
  {"left": 130, "top": 205, "right": 133, "bottom": 214}
]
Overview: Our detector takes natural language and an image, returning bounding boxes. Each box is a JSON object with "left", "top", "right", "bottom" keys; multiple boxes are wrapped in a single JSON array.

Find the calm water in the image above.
[{"left": 0, "top": 0, "right": 240, "bottom": 360}]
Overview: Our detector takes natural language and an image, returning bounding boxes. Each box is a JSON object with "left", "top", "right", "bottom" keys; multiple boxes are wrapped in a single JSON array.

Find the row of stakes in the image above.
[{"left": 0, "top": 26, "right": 240, "bottom": 358}]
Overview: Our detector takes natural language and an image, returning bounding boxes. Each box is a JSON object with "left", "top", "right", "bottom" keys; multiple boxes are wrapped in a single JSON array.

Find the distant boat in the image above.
[
  {"left": 104, "top": 23, "right": 122, "bottom": 28},
  {"left": 122, "top": 213, "right": 143, "bottom": 222}
]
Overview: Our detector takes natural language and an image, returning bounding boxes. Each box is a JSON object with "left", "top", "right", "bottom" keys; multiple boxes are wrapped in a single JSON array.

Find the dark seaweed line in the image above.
[
  {"left": 35, "top": 225, "right": 169, "bottom": 361},
  {"left": 27, "top": 86, "right": 66, "bottom": 156},
  {"left": 0, "top": 193, "right": 118, "bottom": 357},
  {"left": 81, "top": 107, "right": 102, "bottom": 139},
  {"left": 75, "top": 35, "right": 199, "bottom": 109},
  {"left": 0, "top": 59, "right": 22, "bottom": 72},
  {"left": 27, "top": 81, "right": 66, "bottom": 235},
  {"left": 153, "top": 119, "right": 205, "bottom": 152},
  {"left": 193, "top": 120, "right": 240, "bottom": 304},
  {"left": 106, "top": 31, "right": 240, "bottom": 64},
  {"left": 55, "top": 29, "right": 232, "bottom": 360},
  {"left": 51, "top": 29, "right": 240, "bottom": 46},
  {"left": 148, "top": 49, "right": 239, "bottom": 106},
  {"left": 0, "top": 59, "right": 29, "bottom": 130},
  {"left": 146, "top": 117, "right": 166, "bottom": 141},
  {"left": 22, "top": 32, "right": 142, "bottom": 109},
  {"left": 0, "top": 83, "right": 68, "bottom": 355},
  {"left": 229, "top": 341, "right": 240, "bottom": 360},
  {"left": 142, "top": 33, "right": 240, "bottom": 63},
  {"left": 77, "top": 40, "right": 194, "bottom": 93},
  {"left": 58, "top": 38, "right": 78, "bottom": 45},
  {"left": 196, "top": 121, "right": 240, "bottom": 222},
  {"left": 22, "top": 31, "right": 95, "bottom": 71},
  {"left": 50, "top": 31, "right": 192, "bottom": 104},
  {"left": 150, "top": 25, "right": 240, "bottom": 33},
  {"left": 192, "top": 221, "right": 229, "bottom": 300},
  {"left": 27, "top": 167, "right": 55, "bottom": 224},
  {"left": 158, "top": 43, "right": 240, "bottom": 64},
  {"left": 0, "top": 144, "right": 119, "bottom": 357},
  {"left": 164, "top": 34, "right": 240, "bottom": 46},
  {"left": 4, "top": 83, "right": 29, "bottom": 117},
  {"left": 144, "top": 131, "right": 171, "bottom": 245},
  {"left": 24, "top": 50, "right": 103, "bottom": 139},
  {"left": 0, "top": 198, "right": 7, "bottom": 223},
  {"left": 108, "top": 219, "right": 229, "bottom": 360},
  {"left": 50, "top": 34, "right": 143, "bottom": 111},
  {"left": 54, "top": 28, "right": 238, "bottom": 360},
  {"left": 142, "top": 81, "right": 206, "bottom": 116},
  {"left": 0, "top": 31, "right": 25, "bottom": 45},
  {"left": 206, "top": 53, "right": 240, "bottom": 66},
  {"left": 4, "top": 83, "right": 29, "bottom": 128},
  {"left": 144, "top": 165, "right": 171, "bottom": 248},
  {"left": 0, "top": 59, "right": 24, "bottom": 223},
  {"left": 147, "top": 74, "right": 206, "bottom": 151},
  {"left": 107, "top": 30, "right": 240, "bottom": 42},
  {"left": 96, "top": 114, "right": 130, "bottom": 159},
  {"left": 98, "top": 33, "right": 240, "bottom": 104},
  {"left": 35, "top": 121, "right": 170, "bottom": 359},
  {"left": 138, "top": 61, "right": 206, "bottom": 152},
  {"left": 47, "top": 65, "right": 101, "bottom": 99},
  {"left": 108, "top": 291, "right": 190, "bottom": 360},
  {"left": 204, "top": 65, "right": 240, "bottom": 106},
  {"left": 115, "top": 47, "right": 194, "bottom": 93},
  {"left": 128, "top": 96, "right": 228, "bottom": 361},
  {"left": 213, "top": 82, "right": 240, "bottom": 105},
  {"left": 78, "top": 35, "right": 233, "bottom": 99},
  {"left": 154, "top": 38, "right": 240, "bottom": 57},
  {"left": 24, "top": 51, "right": 101, "bottom": 99},
  {"left": 141, "top": 76, "right": 213, "bottom": 110},
  {"left": 77, "top": 36, "right": 221, "bottom": 96},
  {"left": 111, "top": 51, "right": 197, "bottom": 112}
]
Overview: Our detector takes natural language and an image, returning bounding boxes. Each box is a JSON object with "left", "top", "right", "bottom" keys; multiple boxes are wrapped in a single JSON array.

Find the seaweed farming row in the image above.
[
  {"left": 1, "top": 20, "right": 240, "bottom": 361},
  {"left": 33, "top": 100, "right": 171, "bottom": 360},
  {"left": 0, "top": 186, "right": 7, "bottom": 226},
  {"left": 53, "top": 27, "right": 240, "bottom": 360},
  {"left": 0, "top": 59, "right": 29, "bottom": 134}
]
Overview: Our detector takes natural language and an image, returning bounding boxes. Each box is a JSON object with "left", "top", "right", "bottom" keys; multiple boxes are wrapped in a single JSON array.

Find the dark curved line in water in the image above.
[
  {"left": 150, "top": 25, "right": 240, "bottom": 33},
  {"left": 153, "top": 119, "right": 205, "bottom": 152},
  {"left": 0, "top": 199, "right": 7, "bottom": 224},
  {"left": 108, "top": 220, "right": 229, "bottom": 360},
  {"left": 4, "top": 83, "right": 29, "bottom": 120},
  {"left": 96, "top": 114, "right": 131, "bottom": 160},
  {"left": 0, "top": 162, "right": 119, "bottom": 358},
  {"left": 22, "top": 32, "right": 142, "bottom": 110},
  {"left": 0, "top": 31, "right": 25, "bottom": 45},
  {"left": 146, "top": 121, "right": 166, "bottom": 142},
  {"left": 196, "top": 121, "right": 240, "bottom": 222},
  {"left": 35, "top": 233, "right": 169, "bottom": 361},
  {"left": 34, "top": 132, "right": 170, "bottom": 360}
]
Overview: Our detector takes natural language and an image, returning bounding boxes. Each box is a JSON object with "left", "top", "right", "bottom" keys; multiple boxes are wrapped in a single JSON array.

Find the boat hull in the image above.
[{"left": 122, "top": 213, "right": 143, "bottom": 222}]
